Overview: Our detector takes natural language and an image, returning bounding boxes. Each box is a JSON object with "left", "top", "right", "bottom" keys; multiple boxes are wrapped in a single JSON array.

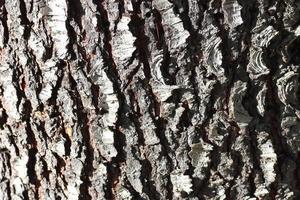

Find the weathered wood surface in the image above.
[{"left": 0, "top": 0, "right": 300, "bottom": 199}]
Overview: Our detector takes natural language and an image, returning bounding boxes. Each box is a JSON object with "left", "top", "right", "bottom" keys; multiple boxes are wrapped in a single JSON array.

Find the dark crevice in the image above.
[
  {"left": 28, "top": 0, "right": 33, "bottom": 13},
  {"left": 65, "top": 15, "right": 78, "bottom": 60},
  {"left": 25, "top": 101, "right": 40, "bottom": 200},
  {"left": 68, "top": 70, "right": 93, "bottom": 200},
  {"left": 248, "top": 170, "right": 257, "bottom": 198},
  {"left": 47, "top": 60, "right": 65, "bottom": 106},
  {"left": 0, "top": 1, "right": 9, "bottom": 44},
  {"left": 19, "top": 0, "right": 32, "bottom": 40},
  {"left": 52, "top": 152, "right": 66, "bottom": 174},
  {"left": 247, "top": 128, "right": 262, "bottom": 198},
  {"left": 151, "top": 9, "right": 178, "bottom": 85},
  {"left": 198, "top": 83, "right": 218, "bottom": 145},
  {"left": 0, "top": 152, "right": 12, "bottom": 200},
  {"left": 264, "top": 32, "right": 294, "bottom": 198},
  {"left": 129, "top": 9, "right": 175, "bottom": 199},
  {"left": 42, "top": 39, "right": 54, "bottom": 61},
  {"left": 128, "top": 89, "right": 146, "bottom": 146},
  {"left": 78, "top": 63, "right": 103, "bottom": 114},
  {"left": 123, "top": 176, "right": 145, "bottom": 200},
  {"left": 66, "top": 0, "right": 84, "bottom": 30},
  {"left": 160, "top": 53, "right": 178, "bottom": 86},
  {"left": 123, "top": 61, "right": 141, "bottom": 90},
  {"left": 140, "top": 157, "right": 161, "bottom": 199},
  {"left": 41, "top": 157, "right": 50, "bottom": 181},
  {"left": 143, "top": 82, "right": 174, "bottom": 200},
  {"left": 113, "top": 0, "right": 125, "bottom": 33},
  {"left": 171, "top": 0, "right": 196, "bottom": 35},
  {"left": 6, "top": 179, "right": 12, "bottom": 200},
  {"left": 53, "top": 152, "right": 68, "bottom": 187},
  {"left": 22, "top": 190, "right": 30, "bottom": 200},
  {"left": 130, "top": 140, "right": 161, "bottom": 200},
  {"left": 25, "top": 50, "right": 43, "bottom": 98},
  {"left": 238, "top": 1, "right": 263, "bottom": 198},
  {"left": 41, "top": 19, "right": 54, "bottom": 61},
  {"left": 90, "top": 84, "right": 100, "bottom": 113},
  {"left": 106, "top": 162, "right": 121, "bottom": 200},
  {"left": 6, "top": 125, "right": 20, "bottom": 156},
  {"left": 0, "top": 103, "right": 8, "bottom": 130},
  {"left": 176, "top": 101, "right": 193, "bottom": 130},
  {"left": 185, "top": 147, "right": 197, "bottom": 199},
  {"left": 295, "top": 152, "right": 300, "bottom": 193},
  {"left": 108, "top": 122, "right": 127, "bottom": 199},
  {"left": 10, "top": 64, "right": 25, "bottom": 113},
  {"left": 243, "top": 88, "right": 265, "bottom": 199},
  {"left": 191, "top": 84, "right": 218, "bottom": 198},
  {"left": 33, "top": 120, "right": 49, "bottom": 149},
  {"left": 130, "top": 143, "right": 161, "bottom": 200},
  {"left": 225, "top": 150, "right": 243, "bottom": 200},
  {"left": 59, "top": 119, "right": 71, "bottom": 157},
  {"left": 286, "top": 36, "right": 300, "bottom": 65},
  {"left": 10, "top": 51, "right": 40, "bottom": 199},
  {"left": 208, "top": 1, "right": 261, "bottom": 198},
  {"left": 152, "top": 8, "right": 165, "bottom": 49},
  {"left": 93, "top": 1, "right": 130, "bottom": 199}
]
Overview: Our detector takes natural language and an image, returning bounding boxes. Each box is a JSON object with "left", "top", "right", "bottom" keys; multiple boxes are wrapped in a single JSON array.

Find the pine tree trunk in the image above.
[{"left": 0, "top": 0, "right": 300, "bottom": 199}]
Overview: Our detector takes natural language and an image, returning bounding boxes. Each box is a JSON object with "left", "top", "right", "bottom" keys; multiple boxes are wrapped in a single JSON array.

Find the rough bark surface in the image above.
[{"left": 0, "top": 0, "right": 300, "bottom": 199}]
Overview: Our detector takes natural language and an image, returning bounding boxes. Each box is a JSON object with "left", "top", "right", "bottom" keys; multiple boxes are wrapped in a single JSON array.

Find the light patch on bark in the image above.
[
  {"left": 188, "top": 139, "right": 213, "bottom": 179},
  {"left": 171, "top": 173, "right": 193, "bottom": 197},
  {"left": 257, "top": 132, "right": 277, "bottom": 186},
  {"left": 153, "top": 0, "right": 189, "bottom": 52},
  {"left": 229, "top": 81, "right": 252, "bottom": 126},
  {"left": 222, "top": 0, "right": 243, "bottom": 28},
  {"left": 112, "top": 16, "right": 136, "bottom": 64},
  {"left": 47, "top": 0, "right": 68, "bottom": 58}
]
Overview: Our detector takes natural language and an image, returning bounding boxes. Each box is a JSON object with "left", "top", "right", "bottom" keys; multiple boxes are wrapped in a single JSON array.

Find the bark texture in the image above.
[{"left": 0, "top": 0, "right": 300, "bottom": 199}]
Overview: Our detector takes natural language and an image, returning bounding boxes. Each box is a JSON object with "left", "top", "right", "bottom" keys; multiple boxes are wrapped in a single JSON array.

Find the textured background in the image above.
[{"left": 0, "top": 0, "right": 300, "bottom": 199}]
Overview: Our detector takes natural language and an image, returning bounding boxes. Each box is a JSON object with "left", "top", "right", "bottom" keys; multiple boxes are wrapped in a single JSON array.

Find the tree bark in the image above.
[{"left": 0, "top": 0, "right": 300, "bottom": 199}]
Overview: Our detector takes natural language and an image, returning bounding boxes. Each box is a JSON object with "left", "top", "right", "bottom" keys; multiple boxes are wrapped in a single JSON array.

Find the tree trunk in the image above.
[{"left": 0, "top": 0, "right": 299, "bottom": 199}]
